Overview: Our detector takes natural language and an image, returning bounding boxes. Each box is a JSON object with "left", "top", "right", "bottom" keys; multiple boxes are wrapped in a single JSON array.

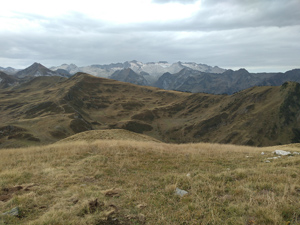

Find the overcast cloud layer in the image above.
[{"left": 0, "top": 0, "right": 299, "bottom": 72}]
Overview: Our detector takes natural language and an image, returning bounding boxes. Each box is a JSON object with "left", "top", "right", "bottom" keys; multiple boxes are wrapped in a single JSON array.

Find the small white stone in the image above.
[
  {"left": 265, "top": 160, "right": 271, "bottom": 163},
  {"left": 175, "top": 188, "right": 188, "bottom": 197},
  {"left": 261, "top": 152, "right": 265, "bottom": 155},
  {"left": 273, "top": 150, "right": 291, "bottom": 156}
]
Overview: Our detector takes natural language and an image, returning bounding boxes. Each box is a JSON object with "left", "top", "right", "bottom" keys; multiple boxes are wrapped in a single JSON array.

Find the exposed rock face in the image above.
[
  {"left": 109, "top": 68, "right": 149, "bottom": 86},
  {"left": 55, "top": 69, "right": 71, "bottom": 77}
]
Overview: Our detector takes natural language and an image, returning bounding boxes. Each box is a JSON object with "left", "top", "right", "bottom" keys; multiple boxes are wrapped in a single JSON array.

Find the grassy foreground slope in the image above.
[{"left": 1, "top": 139, "right": 300, "bottom": 224}]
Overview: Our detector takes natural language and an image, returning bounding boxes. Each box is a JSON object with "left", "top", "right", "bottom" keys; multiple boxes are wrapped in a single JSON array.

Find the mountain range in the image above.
[
  {"left": 0, "top": 66, "right": 19, "bottom": 75},
  {"left": 1, "top": 61, "right": 300, "bottom": 94},
  {"left": 1, "top": 71, "right": 300, "bottom": 148},
  {"left": 50, "top": 60, "right": 225, "bottom": 82},
  {"left": 155, "top": 68, "right": 300, "bottom": 94}
]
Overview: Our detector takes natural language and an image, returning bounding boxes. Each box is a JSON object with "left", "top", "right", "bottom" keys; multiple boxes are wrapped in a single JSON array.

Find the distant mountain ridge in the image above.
[
  {"left": 50, "top": 60, "right": 226, "bottom": 84},
  {"left": 155, "top": 68, "right": 300, "bottom": 94},
  {"left": 2, "top": 61, "right": 300, "bottom": 95},
  {"left": 15, "top": 62, "right": 69, "bottom": 78},
  {"left": 109, "top": 68, "right": 149, "bottom": 86},
  {"left": 0, "top": 66, "right": 20, "bottom": 75}
]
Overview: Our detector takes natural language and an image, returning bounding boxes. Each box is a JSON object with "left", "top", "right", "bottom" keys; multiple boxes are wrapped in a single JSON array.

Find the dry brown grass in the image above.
[
  {"left": 0, "top": 140, "right": 300, "bottom": 224},
  {"left": 57, "top": 129, "right": 161, "bottom": 143}
]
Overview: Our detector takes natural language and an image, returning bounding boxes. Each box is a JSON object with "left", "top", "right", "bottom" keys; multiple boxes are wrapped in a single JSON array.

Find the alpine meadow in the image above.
[{"left": 1, "top": 0, "right": 300, "bottom": 224}]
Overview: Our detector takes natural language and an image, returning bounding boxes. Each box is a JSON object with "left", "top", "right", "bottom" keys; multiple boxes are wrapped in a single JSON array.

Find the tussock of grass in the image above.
[{"left": 0, "top": 141, "right": 300, "bottom": 224}]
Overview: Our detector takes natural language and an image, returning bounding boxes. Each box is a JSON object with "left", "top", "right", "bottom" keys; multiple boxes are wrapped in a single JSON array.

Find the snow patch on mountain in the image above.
[
  {"left": 50, "top": 60, "right": 226, "bottom": 85},
  {"left": 50, "top": 64, "right": 79, "bottom": 74},
  {"left": 0, "top": 67, "right": 20, "bottom": 75}
]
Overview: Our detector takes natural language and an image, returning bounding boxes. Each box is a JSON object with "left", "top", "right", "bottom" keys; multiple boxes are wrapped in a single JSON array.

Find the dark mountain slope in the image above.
[
  {"left": 261, "top": 69, "right": 300, "bottom": 86},
  {"left": 155, "top": 68, "right": 300, "bottom": 94},
  {"left": 109, "top": 68, "right": 149, "bottom": 86},
  {"left": 0, "top": 71, "right": 18, "bottom": 88}
]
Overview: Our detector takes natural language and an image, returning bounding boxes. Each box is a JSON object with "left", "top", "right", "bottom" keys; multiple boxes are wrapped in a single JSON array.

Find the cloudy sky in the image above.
[{"left": 0, "top": 0, "right": 299, "bottom": 72}]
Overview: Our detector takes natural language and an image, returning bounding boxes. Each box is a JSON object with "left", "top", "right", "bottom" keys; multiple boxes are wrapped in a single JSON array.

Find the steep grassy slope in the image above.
[
  {"left": 0, "top": 73, "right": 300, "bottom": 147},
  {"left": 0, "top": 140, "right": 300, "bottom": 224}
]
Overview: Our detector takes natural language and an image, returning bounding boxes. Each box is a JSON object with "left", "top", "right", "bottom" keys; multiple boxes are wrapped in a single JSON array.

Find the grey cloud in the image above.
[
  {"left": 0, "top": 0, "right": 299, "bottom": 72},
  {"left": 12, "top": 12, "right": 107, "bottom": 34},
  {"left": 197, "top": 0, "right": 300, "bottom": 29},
  {"left": 99, "top": 0, "right": 300, "bottom": 33},
  {"left": 9, "top": 0, "right": 300, "bottom": 36},
  {"left": 1, "top": 24, "right": 299, "bottom": 71}
]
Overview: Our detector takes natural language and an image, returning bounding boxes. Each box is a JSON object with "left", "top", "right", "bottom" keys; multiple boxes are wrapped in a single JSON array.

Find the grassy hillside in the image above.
[
  {"left": 57, "top": 129, "right": 161, "bottom": 143},
  {"left": 0, "top": 139, "right": 300, "bottom": 224},
  {"left": 1, "top": 73, "right": 300, "bottom": 147}
]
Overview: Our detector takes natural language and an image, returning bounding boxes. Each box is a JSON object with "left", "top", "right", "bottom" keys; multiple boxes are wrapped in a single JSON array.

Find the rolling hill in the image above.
[
  {"left": 57, "top": 129, "right": 161, "bottom": 143},
  {"left": 0, "top": 72, "right": 300, "bottom": 148}
]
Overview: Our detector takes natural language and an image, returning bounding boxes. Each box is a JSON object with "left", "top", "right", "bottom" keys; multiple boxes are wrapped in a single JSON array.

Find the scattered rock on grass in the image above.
[
  {"left": 273, "top": 150, "right": 291, "bottom": 156},
  {"left": 267, "top": 157, "right": 279, "bottom": 160},
  {"left": 2, "top": 207, "right": 20, "bottom": 217},
  {"left": 175, "top": 188, "right": 188, "bottom": 197}
]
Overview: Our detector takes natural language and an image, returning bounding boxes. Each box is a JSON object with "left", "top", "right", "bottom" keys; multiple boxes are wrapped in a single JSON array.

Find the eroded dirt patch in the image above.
[{"left": 0, "top": 184, "right": 36, "bottom": 202}]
